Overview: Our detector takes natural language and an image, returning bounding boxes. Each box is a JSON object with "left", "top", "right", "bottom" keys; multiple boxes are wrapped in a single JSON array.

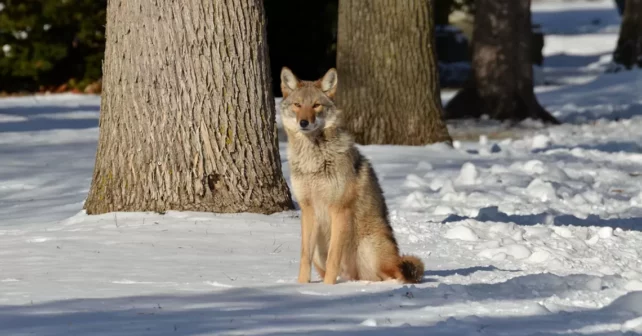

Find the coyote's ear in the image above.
[
  {"left": 318, "top": 68, "right": 338, "bottom": 99},
  {"left": 280, "top": 67, "right": 299, "bottom": 98}
]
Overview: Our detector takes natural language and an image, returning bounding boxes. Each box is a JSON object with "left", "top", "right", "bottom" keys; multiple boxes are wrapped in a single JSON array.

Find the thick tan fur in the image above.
[{"left": 280, "top": 67, "right": 425, "bottom": 285}]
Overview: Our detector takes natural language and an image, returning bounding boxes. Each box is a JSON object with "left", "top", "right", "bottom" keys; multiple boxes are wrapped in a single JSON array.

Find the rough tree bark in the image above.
[
  {"left": 444, "top": 0, "right": 559, "bottom": 124},
  {"left": 336, "top": 0, "right": 452, "bottom": 145},
  {"left": 613, "top": 0, "right": 642, "bottom": 69},
  {"left": 84, "top": 0, "right": 293, "bottom": 215}
]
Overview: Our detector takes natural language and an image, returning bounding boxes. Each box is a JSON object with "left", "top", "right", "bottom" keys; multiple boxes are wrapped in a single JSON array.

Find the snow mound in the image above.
[
  {"left": 622, "top": 317, "right": 642, "bottom": 333},
  {"left": 455, "top": 162, "right": 478, "bottom": 185},
  {"left": 444, "top": 224, "right": 479, "bottom": 241},
  {"left": 526, "top": 178, "right": 558, "bottom": 202}
]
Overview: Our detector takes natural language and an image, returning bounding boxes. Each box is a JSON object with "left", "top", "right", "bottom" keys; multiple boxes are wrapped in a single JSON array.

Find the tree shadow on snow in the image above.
[
  {"left": 0, "top": 105, "right": 99, "bottom": 133},
  {"left": 0, "top": 272, "right": 639, "bottom": 335},
  {"left": 561, "top": 103, "right": 642, "bottom": 124},
  {"left": 423, "top": 265, "right": 519, "bottom": 278},
  {"left": 531, "top": 7, "right": 620, "bottom": 35},
  {"left": 443, "top": 206, "right": 642, "bottom": 231},
  {"left": 537, "top": 73, "right": 642, "bottom": 123},
  {"left": 261, "top": 291, "right": 642, "bottom": 335},
  {"left": 532, "top": 140, "right": 642, "bottom": 154},
  {"left": 543, "top": 52, "right": 611, "bottom": 68}
]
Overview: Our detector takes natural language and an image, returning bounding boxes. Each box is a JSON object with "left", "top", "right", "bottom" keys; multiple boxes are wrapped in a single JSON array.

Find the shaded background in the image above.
[{"left": 0, "top": 0, "right": 486, "bottom": 95}]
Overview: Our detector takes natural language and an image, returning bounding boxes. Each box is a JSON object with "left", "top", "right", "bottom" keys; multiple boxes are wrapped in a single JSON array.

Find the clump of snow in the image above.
[
  {"left": 433, "top": 205, "right": 455, "bottom": 215},
  {"left": 526, "top": 178, "right": 558, "bottom": 202},
  {"left": 527, "top": 249, "right": 552, "bottom": 263},
  {"left": 622, "top": 317, "right": 642, "bottom": 333},
  {"left": 429, "top": 178, "right": 444, "bottom": 191},
  {"left": 598, "top": 227, "right": 614, "bottom": 239},
  {"left": 630, "top": 191, "right": 642, "bottom": 206},
  {"left": 477, "top": 244, "right": 532, "bottom": 261},
  {"left": 403, "top": 174, "right": 429, "bottom": 188},
  {"left": 624, "top": 280, "right": 642, "bottom": 291},
  {"left": 402, "top": 191, "right": 428, "bottom": 209},
  {"left": 444, "top": 224, "right": 479, "bottom": 241},
  {"left": 505, "top": 244, "right": 532, "bottom": 259},
  {"left": 455, "top": 162, "right": 478, "bottom": 185},
  {"left": 360, "top": 318, "right": 378, "bottom": 327},
  {"left": 521, "top": 160, "right": 546, "bottom": 175},
  {"left": 553, "top": 226, "right": 574, "bottom": 238},
  {"left": 531, "top": 134, "right": 551, "bottom": 150},
  {"left": 439, "top": 179, "right": 456, "bottom": 195}
]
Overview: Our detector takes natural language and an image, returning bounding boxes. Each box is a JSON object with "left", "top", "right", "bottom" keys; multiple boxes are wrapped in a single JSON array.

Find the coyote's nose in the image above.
[{"left": 299, "top": 120, "right": 309, "bottom": 128}]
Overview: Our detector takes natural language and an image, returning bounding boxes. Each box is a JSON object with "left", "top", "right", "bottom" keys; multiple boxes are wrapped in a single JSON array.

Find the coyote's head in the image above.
[{"left": 279, "top": 67, "right": 339, "bottom": 135}]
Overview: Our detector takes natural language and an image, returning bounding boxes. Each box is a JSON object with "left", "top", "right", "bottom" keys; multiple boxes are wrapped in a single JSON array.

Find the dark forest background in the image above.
[
  {"left": 0, "top": 0, "right": 483, "bottom": 94},
  {"left": 0, "top": 0, "right": 628, "bottom": 95}
]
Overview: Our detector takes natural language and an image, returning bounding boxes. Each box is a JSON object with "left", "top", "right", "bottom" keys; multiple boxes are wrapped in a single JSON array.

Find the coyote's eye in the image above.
[
  {"left": 293, "top": 103, "right": 301, "bottom": 108},
  {"left": 313, "top": 103, "right": 321, "bottom": 109}
]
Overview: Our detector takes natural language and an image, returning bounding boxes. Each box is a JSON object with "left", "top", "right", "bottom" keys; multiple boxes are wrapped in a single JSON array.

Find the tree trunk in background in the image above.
[
  {"left": 444, "top": 0, "right": 559, "bottom": 124},
  {"left": 613, "top": 0, "right": 642, "bottom": 69},
  {"left": 84, "top": 0, "right": 293, "bottom": 215},
  {"left": 615, "top": 0, "right": 626, "bottom": 16},
  {"left": 336, "top": 0, "right": 452, "bottom": 145}
]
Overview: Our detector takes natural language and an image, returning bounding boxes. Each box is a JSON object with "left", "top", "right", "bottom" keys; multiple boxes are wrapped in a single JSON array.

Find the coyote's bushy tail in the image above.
[{"left": 398, "top": 255, "right": 425, "bottom": 284}]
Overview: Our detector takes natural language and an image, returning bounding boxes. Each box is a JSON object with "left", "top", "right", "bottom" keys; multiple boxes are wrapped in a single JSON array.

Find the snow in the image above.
[
  {"left": 455, "top": 162, "right": 479, "bottom": 186},
  {"left": 444, "top": 224, "right": 479, "bottom": 242},
  {"left": 2, "top": 0, "right": 642, "bottom": 335}
]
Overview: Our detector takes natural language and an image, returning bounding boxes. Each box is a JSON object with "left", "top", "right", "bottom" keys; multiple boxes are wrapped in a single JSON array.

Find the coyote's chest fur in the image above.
[{"left": 287, "top": 129, "right": 356, "bottom": 209}]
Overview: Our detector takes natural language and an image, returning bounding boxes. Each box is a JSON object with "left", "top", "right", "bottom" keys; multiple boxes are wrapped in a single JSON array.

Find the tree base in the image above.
[
  {"left": 612, "top": 0, "right": 642, "bottom": 69},
  {"left": 444, "top": 86, "right": 560, "bottom": 124},
  {"left": 83, "top": 198, "right": 294, "bottom": 216}
]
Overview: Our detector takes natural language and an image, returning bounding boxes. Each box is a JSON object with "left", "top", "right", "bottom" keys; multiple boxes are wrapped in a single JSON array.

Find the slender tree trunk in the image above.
[
  {"left": 84, "top": 0, "right": 293, "bottom": 215},
  {"left": 336, "top": 0, "right": 452, "bottom": 145},
  {"left": 613, "top": 0, "right": 642, "bottom": 69},
  {"left": 444, "top": 0, "right": 559, "bottom": 124}
]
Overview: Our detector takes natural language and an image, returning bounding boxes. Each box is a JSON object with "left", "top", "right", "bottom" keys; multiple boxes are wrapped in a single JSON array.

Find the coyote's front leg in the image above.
[
  {"left": 298, "top": 203, "right": 315, "bottom": 283},
  {"left": 324, "top": 206, "right": 351, "bottom": 285}
]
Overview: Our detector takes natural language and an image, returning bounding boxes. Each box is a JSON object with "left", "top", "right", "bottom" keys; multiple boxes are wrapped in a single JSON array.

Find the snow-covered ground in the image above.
[{"left": 2, "top": 1, "right": 642, "bottom": 335}]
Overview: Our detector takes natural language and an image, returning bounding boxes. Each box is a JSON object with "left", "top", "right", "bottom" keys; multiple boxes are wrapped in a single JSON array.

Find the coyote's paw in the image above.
[{"left": 297, "top": 274, "right": 310, "bottom": 284}]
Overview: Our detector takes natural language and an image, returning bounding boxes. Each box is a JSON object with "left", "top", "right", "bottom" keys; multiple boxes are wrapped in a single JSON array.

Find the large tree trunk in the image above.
[
  {"left": 84, "top": 0, "right": 293, "bottom": 215},
  {"left": 444, "top": 0, "right": 559, "bottom": 124},
  {"left": 336, "top": 0, "right": 452, "bottom": 145},
  {"left": 613, "top": 0, "right": 642, "bottom": 69}
]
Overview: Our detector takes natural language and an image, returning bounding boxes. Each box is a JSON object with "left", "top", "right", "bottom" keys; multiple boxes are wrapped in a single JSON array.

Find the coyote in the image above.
[{"left": 279, "top": 67, "right": 425, "bottom": 285}]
